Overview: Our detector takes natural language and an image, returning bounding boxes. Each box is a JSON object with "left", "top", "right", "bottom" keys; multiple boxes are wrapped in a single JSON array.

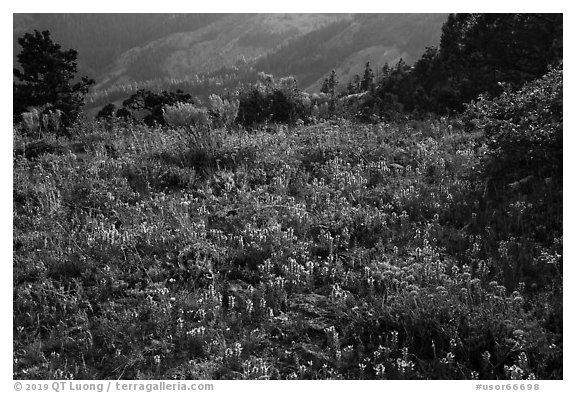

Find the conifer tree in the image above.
[
  {"left": 381, "top": 63, "right": 391, "bottom": 80},
  {"left": 320, "top": 69, "right": 338, "bottom": 98},
  {"left": 13, "top": 30, "right": 95, "bottom": 125},
  {"left": 360, "top": 62, "right": 374, "bottom": 92}
]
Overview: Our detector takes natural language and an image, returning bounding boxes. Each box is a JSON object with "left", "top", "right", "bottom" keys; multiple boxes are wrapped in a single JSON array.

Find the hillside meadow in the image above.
[{"left": 13, "top": 116, "right": 562, "bottom": 379}]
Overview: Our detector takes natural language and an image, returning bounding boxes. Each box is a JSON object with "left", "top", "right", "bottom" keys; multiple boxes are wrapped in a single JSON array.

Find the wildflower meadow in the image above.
[{"left": 13, "top": 113, "right": 562, "bottom": 379}]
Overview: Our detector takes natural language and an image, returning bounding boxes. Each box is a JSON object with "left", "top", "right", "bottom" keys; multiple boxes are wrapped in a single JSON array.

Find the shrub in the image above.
[
  {"left": 462, "top": 65, "right": 562, "bottom": 287},
  {"left": 96, "top": 103, "right": 116, "bottom": 120},
  {"left": 122, "top": 89, "right": 194, "bottom": 126},
  {"left": 20, "top": 106, "right": 63, "bottom": 136},
  {"left": 208, "top": 94, "right": 240, "bottom": 128},
  {"left": 465, "top": 65, "right": 562, "bottom": 188},
  {"left": 236, "top": 73, "right": 312, "bottom": 127},
  {"left": 21, "top": 109, "right": 41, "bottom": 135},
  {"left": 163, "top": 102, "right": 212, "bottom": 129}
]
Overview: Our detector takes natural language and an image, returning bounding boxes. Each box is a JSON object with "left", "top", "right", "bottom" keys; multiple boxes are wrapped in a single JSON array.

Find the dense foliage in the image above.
[
  {"left": 237, "top": 73, "right": 312, "bottom": 127},
  {"left": 313, "top": 14, "right": 563, "bottom": 120},
  {"left": 465, "top": 66, "right": 562, "bottom": 187},
  {"left": 365, "top": 13, "right": 563, "bottom": 115},
  {"left": 463, "top": 66, "right": 563, "bottom": 266}
]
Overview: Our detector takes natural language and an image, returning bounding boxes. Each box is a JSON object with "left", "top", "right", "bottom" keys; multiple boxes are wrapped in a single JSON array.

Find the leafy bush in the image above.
[
  {"left": 461, "top": 65, "right": 562, "bottom": 290},
  {"left": 465, "top": 65, "right": 562, "bottom": 187},
  {"left": 122, "top": 89, "right": 194, "bottom": 126},
  {"left": 20, "top": 109, "right": 41, "bottom": 135},
  {"left": 237, "top": 73, "right": 312, "bottom": 127},
  {"left": 208, "top": 94, "right": 240, "bottom": 128},
  {"left": 96, "top": 103, "right": 116, "bottom": 120},
  {"left": 163, "top": 102, "right": 212, "bottom": 129},
  {"left": 20, "top": 107, "right": 63, "bottom": 136}
]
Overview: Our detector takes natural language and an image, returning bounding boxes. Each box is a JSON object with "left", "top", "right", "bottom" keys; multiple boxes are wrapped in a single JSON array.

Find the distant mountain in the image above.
[
  {"left": 13, "top": 14, "right": 226, "bottom": 78},
  {"left": 97, "top": 14, "right": 350, "bottom": 89},
  {"left": 256, "top": 14, "right": 448, "bottom": 91},
  {"left": 14, "top": 13, "right": 448, "bottom": 109}
]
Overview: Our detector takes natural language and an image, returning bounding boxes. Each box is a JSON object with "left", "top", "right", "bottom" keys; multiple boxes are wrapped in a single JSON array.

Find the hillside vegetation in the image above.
[
  {"left": 14, "top": 73, "right": 562, "bottom": 378},
  {"left": 13, "top": 13, "right": 562, "bottom": 380}
]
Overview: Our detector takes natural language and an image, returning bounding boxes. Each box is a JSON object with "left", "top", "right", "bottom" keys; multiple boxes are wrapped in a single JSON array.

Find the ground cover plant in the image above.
[{"left": 14, "top": 101, "right": 562, "bottom": 379}]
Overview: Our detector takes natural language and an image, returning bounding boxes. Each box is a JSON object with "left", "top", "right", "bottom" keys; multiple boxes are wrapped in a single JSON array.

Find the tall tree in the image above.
[
  {"left": 13, "top": 30, "right": 95, "bottom": 125},
  {"left": 360, "top": 62, "right": 374, "bottom": 92},
  {"left": 438, "top": 14, "right": 563, "bottom": 103},
  {"left": 373, "top": 13, "right": 563, "bottom": 115},
  {"left": 321, "top": 69, "right": 338, "bottom": 98},
  {"left": 381, "top": 63, "right": 391, "bottom": 80}
]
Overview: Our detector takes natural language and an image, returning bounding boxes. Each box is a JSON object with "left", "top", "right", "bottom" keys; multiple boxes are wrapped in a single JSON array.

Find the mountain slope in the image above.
[
  {"left": 256, "top": 14, "right": 448, "bottom": 91},
  {"left": 96, "top": 14, "right": 351, "bottom": 89},
  {"left": 14, "top": 13, "right": 448, "bottom": 104},
  {"left": 13, "top": 14, "right": 226, "bottom": 78},
  {"left": 98, "top": 13, "right": 447, "bottom": 91}
]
